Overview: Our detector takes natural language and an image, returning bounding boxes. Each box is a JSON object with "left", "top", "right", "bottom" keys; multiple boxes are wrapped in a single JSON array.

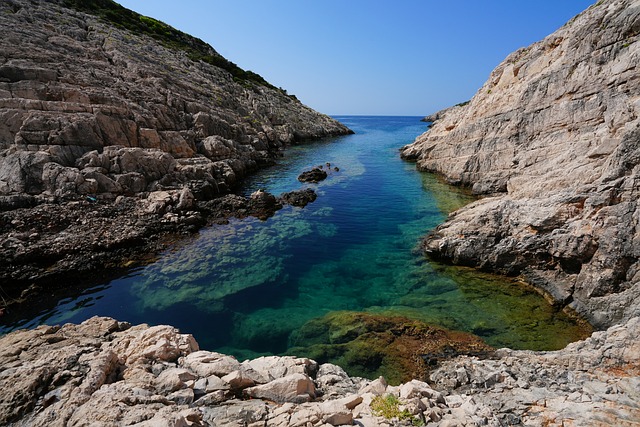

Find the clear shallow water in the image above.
[{"left": 0, "top": 116, "right": 590, "bottom": 359}]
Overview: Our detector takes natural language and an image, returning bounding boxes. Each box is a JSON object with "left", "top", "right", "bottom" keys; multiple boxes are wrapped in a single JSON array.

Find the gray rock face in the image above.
[
  {"left": 430, "top": 317, "right": 640, "bottom": 426},
  {"left": 0, "top": 0, "right": 352, "bottom": 295},
  {"left": 0, "top": 0, "right": 351, "bottom": 200},
  {"left": 1, "top": 316, "right": 638, "bottom": 426},
  {"left": 401, "top": 0, "right": 640, "bottom": 329}
]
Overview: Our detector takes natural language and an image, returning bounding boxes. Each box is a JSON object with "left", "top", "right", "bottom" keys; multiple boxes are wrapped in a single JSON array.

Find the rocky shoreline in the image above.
[
  {"left": 2, "top": 0, "right": 640, "bottom": 425},
  {"left": 0, "top": 0, "right": 352, "bottom": 307},
  {"left": 0, "top": 184, "right": 320, "bottom": 311},
  {"left": 1, "top": 316, "right": 638, "bottom": 426},
  {"left": 401, "top": 0, "right": 640, "bottom": 331}
]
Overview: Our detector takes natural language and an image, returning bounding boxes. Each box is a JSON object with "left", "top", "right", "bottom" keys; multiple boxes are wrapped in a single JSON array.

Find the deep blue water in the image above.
[{"left": 0, "top": 116, "right": 589, "bottom": 358}]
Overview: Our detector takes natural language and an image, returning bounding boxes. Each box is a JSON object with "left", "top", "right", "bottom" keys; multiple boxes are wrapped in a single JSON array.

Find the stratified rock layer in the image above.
[
  {"left": 0, "top": 0, "right": 351, "bottom": 199},
  {"left": 402, "top": 0, "right": 640, "bottom": 329},
  {"left": 0, "top": 316, "right": 638, "bottom": 426},
  {"left": 0, "top": 0, "right": 351, "bottom": 291}
]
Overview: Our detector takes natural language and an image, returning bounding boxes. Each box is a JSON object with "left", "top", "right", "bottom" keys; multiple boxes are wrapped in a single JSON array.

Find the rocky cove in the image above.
[
  {"left": 0, "top": 1, "right": 639, "bottom": 427},
  {"left": 0, "top": 116, "right": 592, "bottom": 363}
]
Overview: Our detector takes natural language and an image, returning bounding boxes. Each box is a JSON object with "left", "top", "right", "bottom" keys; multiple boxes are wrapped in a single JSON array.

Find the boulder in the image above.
[
  {"left": 198, "top": 135, "right": 239, "bottom": 160},
  {"left": 222, "top": 370, "right": 256, "bottom": 392},
  {"left": 244, "top": 373, "right": 317, "bottom": 404},
  {"left": 297, "top": 167, "right": 328, "bottom": 183},
  {"left": 279, "top": 188, "right": 317, "bottom": 207},
  {"left": 181, "top": 351, "right": 242, "bottom": 378},
  {"left": 81, "top": 168, "right": 122, "bottom": 193},
  {"left": 248, "top": 189, "right": 282, "bottom": 219},
  {"left": 0, "top": 151, "right": 52, "bottom": 194},
  {"left": 114, "top": 172, "right": 147, "bottom": 193},
  {"left": 41, "top": 162, "right": 85, "bottom": 195},
  {"left": 155, "top": 368, "right": 197, "bottom": 393},
  {"left": 193, "top": 375, "right": 230, "bottom": 395},
  {"left": 243, "top": 355, "right": 318, "bottom": 382}
]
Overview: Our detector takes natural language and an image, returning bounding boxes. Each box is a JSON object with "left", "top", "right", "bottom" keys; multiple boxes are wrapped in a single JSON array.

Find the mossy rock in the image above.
[{"left": 288, "top": 311, "right": 492, "bottom": 385}]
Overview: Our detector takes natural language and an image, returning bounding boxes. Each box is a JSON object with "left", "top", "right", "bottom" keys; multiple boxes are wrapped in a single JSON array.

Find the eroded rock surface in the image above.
[
  {"left": 0, "top": 0, "right": 351, "bottom": 298},
  {"left": 401, "top": 0, "right": 640, "bottom": 329},
  {"left": 431, "top": 316, "right": 640, "bottom": 426},
  {"left": 0, "top": 0, "right": 351, "bottom": 199},
  {"left": 1, "top": 316, "right": 638, "bottom": 426}
]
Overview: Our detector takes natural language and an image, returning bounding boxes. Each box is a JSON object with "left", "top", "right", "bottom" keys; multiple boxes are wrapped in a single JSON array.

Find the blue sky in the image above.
[{"left": 115, "top": 1, "right": 595, "bottom": 116}]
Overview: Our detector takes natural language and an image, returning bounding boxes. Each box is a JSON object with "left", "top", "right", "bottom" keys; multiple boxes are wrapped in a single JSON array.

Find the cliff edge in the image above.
[
  {"left": 402, "top": 0, "right": 640, "bottom": 329},
  {"left": 0, "top": 0, "right": 351, "bottom": 291}
]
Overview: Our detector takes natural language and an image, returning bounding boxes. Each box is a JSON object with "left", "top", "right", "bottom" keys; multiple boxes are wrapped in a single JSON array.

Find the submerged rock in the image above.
[
  {"left": 288, "top": 311, "right": 493, "bottom": 385},
  {"left": 0, "top": 185, "right": 321, "bottom": 310}
]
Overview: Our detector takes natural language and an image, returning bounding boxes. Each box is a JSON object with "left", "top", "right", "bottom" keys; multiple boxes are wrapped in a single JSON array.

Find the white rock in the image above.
[
  {"left": 243, "top": 355, "right": 317, "bottom": 382},
  {"left": 222, "top": 369, "right": 256, "bottom": 391},
  {"left": 244, "top": 373, "right": 316, "bottom": 404},
  {"left": 181, "top": 351, "right": 241, "bottom": 377},
  {"left": 358, "top": 376, "right": 388, "bottom": 396},
  {"left": 155, "top": 368, "right": 197, "bottom": 393}
]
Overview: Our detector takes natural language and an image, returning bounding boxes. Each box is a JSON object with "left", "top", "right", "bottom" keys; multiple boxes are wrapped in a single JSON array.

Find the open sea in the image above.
[{"left": 0, "top": 116, "right": 590, "bottom": 368}]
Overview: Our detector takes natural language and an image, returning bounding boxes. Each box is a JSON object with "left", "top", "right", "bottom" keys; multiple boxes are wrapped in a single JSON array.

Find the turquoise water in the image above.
[{"left": 0, "top": 116, "right": 590, "bottom": 358}]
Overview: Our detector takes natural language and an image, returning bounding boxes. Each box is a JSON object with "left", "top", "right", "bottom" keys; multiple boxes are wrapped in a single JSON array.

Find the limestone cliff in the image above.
[
  {"left": 0, "top": 0, "right": 351, "bottom": 289},
  {"left": 402, "top": 0, "right": 640, "bottom": 329},
  {"left": 0, "top": 0, "right": 351, "bottom": 200}
]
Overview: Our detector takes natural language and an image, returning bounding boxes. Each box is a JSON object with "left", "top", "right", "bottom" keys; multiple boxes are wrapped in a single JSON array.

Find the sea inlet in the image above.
[{"left": 1, "top": 116, "right": 591, "bottom": 380}]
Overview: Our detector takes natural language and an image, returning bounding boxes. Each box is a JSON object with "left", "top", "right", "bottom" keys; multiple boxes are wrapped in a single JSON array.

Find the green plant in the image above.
[{"left": 370, "top": 394, "right": 413, "bottom": 421}]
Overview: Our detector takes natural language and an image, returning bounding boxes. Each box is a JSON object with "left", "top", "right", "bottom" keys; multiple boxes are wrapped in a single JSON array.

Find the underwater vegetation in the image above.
[{"left": 288, "top": 311, "right": 493, "bottom": 385}]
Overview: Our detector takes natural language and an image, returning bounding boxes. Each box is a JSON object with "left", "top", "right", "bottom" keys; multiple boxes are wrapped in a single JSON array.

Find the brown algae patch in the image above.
[{"left": 288, "top": 311, "right": 493, "bottom": 385}]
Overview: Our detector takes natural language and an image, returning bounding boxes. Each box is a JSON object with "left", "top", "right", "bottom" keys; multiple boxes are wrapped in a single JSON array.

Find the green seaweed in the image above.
[{"left": 419, "top": 173, "right": 476, "bottom": 215}]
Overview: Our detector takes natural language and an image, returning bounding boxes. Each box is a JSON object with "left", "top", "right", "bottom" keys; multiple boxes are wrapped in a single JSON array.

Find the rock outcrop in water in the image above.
[
  {"left": 402, "top": 0, "right": 640, "bottom": 330},
  {"left": 1, "top": 316, "right": 638, "bottom": 426},
  {"left": 0, "top": 0, "right": 351, "bottom": 297}
]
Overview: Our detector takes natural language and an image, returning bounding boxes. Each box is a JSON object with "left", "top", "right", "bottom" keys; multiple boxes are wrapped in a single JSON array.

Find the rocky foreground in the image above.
[
  {"left": 0, "top": 0, "right": 351, "bottom": 298},
  {"left": 2, "top": 0, "right": 640, "bottom": 425},
  {"left": 402, "top": 0, "right": 640, "bottom": 330},
  {"left": 0, "top": 316, "right": 638, "bottom": 426}
]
